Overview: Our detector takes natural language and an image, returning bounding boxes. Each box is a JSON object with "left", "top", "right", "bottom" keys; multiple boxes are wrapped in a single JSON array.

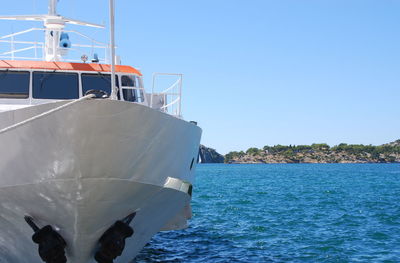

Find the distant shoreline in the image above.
[
  {"left": 198, "top": 140, "right": 400, "bottom": 164},
  {"left": 218, "top": 161, "right": 400, "bottom": 164},
  {"left": 199, "top": 161, "right": 400, "bottom": 164},
  {"left": 224, "top": 140, "right": 400, "bottom": 164}
]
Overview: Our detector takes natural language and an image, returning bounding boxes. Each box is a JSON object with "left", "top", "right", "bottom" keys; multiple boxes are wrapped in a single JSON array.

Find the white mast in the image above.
[
  {"left": 45, "top": 0, "right": 63, "bottom": 61},
  {"left": 49, "top": 0, "right": 57, "bottom": 15},
  {"left": 109, "top": 0, "right": 117, "bottom": 99}
]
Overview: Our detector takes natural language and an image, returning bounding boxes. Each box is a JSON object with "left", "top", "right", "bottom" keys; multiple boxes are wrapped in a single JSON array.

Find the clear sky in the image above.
[{"left": 1, "top": 0, "right": 400, "bottom": 154}]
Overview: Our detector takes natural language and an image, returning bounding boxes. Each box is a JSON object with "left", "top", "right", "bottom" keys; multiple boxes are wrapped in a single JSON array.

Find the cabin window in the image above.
[
  {"left": 121, "top": 75, "right": 144, "bottom": 102},
  {"left": 0, "top": 71, "right": 30, "bottom": 99},
  {"left": 121, "top": 75, "right": 136, "bottom": 102},
  {"left": 33, "top": 72, "right": 79, "bottom": 99},
  {"left": 81, "top": 74, "right": 119, "bottom": 98}
]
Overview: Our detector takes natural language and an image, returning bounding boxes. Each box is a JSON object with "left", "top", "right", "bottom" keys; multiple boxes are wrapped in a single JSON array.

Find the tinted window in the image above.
[
  {"left": 82, "top": 74, "right": 119, "bottom": 98},
  {"left": 0, "top": 71, "right": 29, "bottom": 99},
  {"left": 122, "top": 75, "right": 137, "bottom": 102},
  {"left": 122, "top": 75, "right": 135, "bottom": 87},
  {"left": 33, "top": 72, "right": 79, "bottom": 99},
  {"left": 122, "top": 75, "right": 144, "bottom": 103}
]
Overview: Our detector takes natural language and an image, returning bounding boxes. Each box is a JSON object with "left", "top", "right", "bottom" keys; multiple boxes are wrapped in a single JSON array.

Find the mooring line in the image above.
[{"left": 0, "top": 94, "right": 96, "bottom": 135}]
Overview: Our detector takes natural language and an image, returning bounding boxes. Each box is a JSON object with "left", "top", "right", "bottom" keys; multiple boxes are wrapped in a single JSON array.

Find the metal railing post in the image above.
[
  {"left": 11, "top": 35, "right": 14, "bottom": 60},
  {"left": 179, "top": 75, "right": 182, "bottom": 117},
  {"left": 151, "top": 73, "right": 156, "bottom": 109}
]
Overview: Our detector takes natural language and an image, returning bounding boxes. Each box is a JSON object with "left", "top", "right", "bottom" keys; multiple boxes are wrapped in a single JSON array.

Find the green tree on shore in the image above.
[{"left": 224, "top": 140, "right": 400, "bottom": 163}]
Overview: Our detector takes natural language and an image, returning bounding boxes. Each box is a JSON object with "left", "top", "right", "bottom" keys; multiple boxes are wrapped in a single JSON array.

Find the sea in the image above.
[{"left": 134, "top": 164, "right": 400, "bottom": 263}]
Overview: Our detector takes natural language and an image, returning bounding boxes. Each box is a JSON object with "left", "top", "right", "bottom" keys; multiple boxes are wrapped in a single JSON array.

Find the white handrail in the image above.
[
  {"left": 151, "top": 73, "right": 183, "bottom": 118},
  {"left": 0, "top": 28, "right": 40, "bottom": 40},
  {"left": 160, "top": 97, "right": 180, "bottom": 110},
  {"left": 0, "top": 56, "right": 44, "bottom": 60},
  {"left": 0, "top": 40, "right": 44, "bottom": 45},
  {"left": 0, "top": 27, "right": 110, "bottom": 63},
  {"left": 62, "top": 29, "right": 108, "bottom": 47},
  {"left": 2, "top": 46, "right": 37, "bottom": 55},
  {"left": 160, "top": 78, "right": 181, "bottom": 94}
]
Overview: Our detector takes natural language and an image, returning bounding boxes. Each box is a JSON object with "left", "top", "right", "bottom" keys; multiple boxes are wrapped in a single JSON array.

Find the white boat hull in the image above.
[{"left": 0, "top": 99, "right": 201, "bottom": 263}]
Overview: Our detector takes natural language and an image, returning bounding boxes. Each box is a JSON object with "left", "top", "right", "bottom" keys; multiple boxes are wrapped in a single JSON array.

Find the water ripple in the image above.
[{"left": 135, "top": 164, "right": 400, "bottom": 263}]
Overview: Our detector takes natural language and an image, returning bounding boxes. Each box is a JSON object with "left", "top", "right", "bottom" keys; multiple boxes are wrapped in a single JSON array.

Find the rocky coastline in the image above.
[
  {"left": 199, "top": 145, "right": 225, "bottom": 163},
  {"left": 223, "top": 140, "right": 400, "bottom": 164}
]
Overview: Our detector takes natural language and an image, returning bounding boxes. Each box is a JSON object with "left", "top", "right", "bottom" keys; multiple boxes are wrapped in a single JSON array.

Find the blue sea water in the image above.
[{"left": 134, "top": 164, "right": 400, "bottom": 263}]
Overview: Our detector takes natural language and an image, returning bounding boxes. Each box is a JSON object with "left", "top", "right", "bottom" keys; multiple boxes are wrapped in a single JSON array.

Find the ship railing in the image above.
[
  {"left": 0, "top": 27, "right": 110, "bottom": 63},
  {"left": 151, "top": 73, "right": 183, "bottom": 118}
]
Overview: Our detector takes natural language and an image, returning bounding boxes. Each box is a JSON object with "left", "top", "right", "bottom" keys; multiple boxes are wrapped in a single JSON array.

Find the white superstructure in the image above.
[{"left": 0, "top": 1, "right": 202, "bottom": 263}]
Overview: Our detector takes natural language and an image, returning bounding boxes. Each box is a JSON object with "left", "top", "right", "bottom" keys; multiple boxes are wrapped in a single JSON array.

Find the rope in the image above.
[{"left": 0, "top": 94, "right": 96, "bottom": 135}]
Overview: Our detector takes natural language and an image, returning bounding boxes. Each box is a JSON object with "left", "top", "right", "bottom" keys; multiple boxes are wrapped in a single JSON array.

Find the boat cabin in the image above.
[
  {"left": 0, "top": 1, "right": 183, "bottom": 118},
  {"left": 0, "top": 60, "right": 146, "bottom": 111}
]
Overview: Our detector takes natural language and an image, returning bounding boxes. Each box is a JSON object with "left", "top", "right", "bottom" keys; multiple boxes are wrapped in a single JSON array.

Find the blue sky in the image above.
[{"left": 1, "top": 0, "right": 400, "bottom": 153}]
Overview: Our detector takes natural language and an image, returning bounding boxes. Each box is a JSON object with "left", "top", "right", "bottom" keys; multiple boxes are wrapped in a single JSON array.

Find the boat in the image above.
[{"left": 0, "top": 1, "right": 202, "bottom": 262}]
